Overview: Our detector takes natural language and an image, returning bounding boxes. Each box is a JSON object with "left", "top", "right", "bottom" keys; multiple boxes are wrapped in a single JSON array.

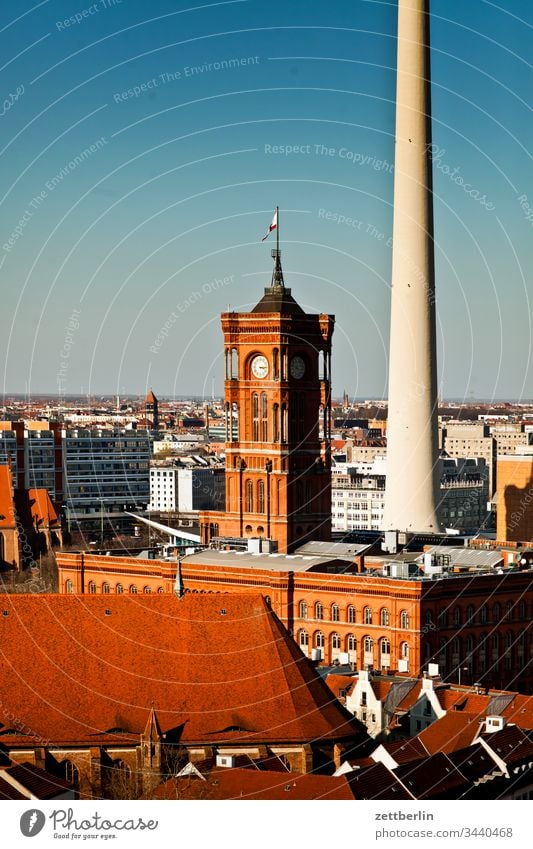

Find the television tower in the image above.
[{"left": 383, "top": 0, "right": 442, "bottom": 534}]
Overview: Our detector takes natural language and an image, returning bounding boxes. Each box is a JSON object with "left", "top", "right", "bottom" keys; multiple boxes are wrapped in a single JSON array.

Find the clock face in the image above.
[
  {"left": 251, "top": 355, "right": 269, "bottom": 379},
  {"left": 290, "top": 355, "right": 306, "bottom": 380}
]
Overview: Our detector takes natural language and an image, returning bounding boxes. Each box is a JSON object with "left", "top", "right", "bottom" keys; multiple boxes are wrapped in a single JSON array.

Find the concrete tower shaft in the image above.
[{"left": 383, "top": 0, "right": 442, "bottom": 532}]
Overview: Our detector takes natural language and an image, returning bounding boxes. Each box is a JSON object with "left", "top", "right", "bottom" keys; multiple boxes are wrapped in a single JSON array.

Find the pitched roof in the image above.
[
  {"left": 417, "top": 712, "right": 480, "bottom": 755},
  {"left": 14, "top": 488, "right": 60, "bottom": 530},
  {"left": 394, "top": 752, "right": 471, "bottom": 800},
  {"left": 145, "top": 389, "right": 158, "bottom": 403},
  {"left": 158, "top": 767, "right": 354, "bottom": 800},
  {"left": 0, "top": 594, "right": 364, "bottom": 748},
  {"left": 502, "top": 694, "right": 533, "bottom": 729},
  {"left": 251, "top": 286, "right": 305, "bottom": 315},
  {"left": 3, "top": 762, "right": 72, "bottom": 799},
  {"left": 0, "top": 777, "right": 25, "bottom": 799},
  {"left": 481, "top": 726, "right": 533, "bottom": 767},
  {"left": 389, "top": 681, "right": 422, "bottom": 714},
  {"left": 346, "top": 761, "right": 414, "bottom": 800},
  {"left": 381, "top": 737, "right": 429, "bottom": 765},
  {"left": 325, "top": 674, "right": 355, "bottom": 701},
  {"left": 446, "top": 743, "right": 500, "bottom": 783},
  {"left": 0, "top": 464, "right": 15, "bottom": 529}
]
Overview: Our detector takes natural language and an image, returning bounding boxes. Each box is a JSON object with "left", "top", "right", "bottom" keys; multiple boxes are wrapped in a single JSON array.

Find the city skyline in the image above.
[{"left": 1, "top": 0, "right": 532, "bottom": 400}]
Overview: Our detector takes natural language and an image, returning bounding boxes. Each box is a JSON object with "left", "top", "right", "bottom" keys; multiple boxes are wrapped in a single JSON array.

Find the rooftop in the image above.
[{"left": 0, "top": 594, "right": 363, "bottom": 748}]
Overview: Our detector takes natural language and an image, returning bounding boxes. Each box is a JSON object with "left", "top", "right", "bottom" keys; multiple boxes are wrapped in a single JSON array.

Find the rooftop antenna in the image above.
[{"left": 270, "top": 206, "right": 284, "bottom": 290}]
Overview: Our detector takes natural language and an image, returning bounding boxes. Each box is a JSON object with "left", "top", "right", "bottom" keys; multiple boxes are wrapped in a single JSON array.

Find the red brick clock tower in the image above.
[{"left": 200, "top": 245, "right": 334, "bottom": 553}]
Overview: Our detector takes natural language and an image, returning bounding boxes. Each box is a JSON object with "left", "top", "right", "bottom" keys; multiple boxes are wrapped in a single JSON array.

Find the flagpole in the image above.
[{"left": 276, "top": 205, "right": 279, "bottom": 255}]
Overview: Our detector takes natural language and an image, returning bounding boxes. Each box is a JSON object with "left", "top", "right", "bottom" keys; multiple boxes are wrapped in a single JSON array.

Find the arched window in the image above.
[
  {"left": 257, "top": 480, "right": 265, "bottom": 513},
  {"left": 231, "top": 402, "right": 239, "bottom": 441},
  {"left": 452, "top": 637, "right": 461, "bottom": 656},
  {"left": 492, "top": 602, "right": 501, "bottom": 624},
  {"left": 505, "top": 601, "right": 513, "bottom": 621},
  {"left": 143, "top": 586, "right": 151, "bottom": 594},
  {"left": 331, "top": 633, "right": 341, "bottom": 650},
  {"left": 246, "top": 479, "right": 253, "bottom": 513},
  {"left": 466, "top": 635, "right": 474, "bottom": 655},
  {"left": 299, "top": 629, "right": 309, "bottom": 648},
  {"left": 113, "top": 759, "right": 131, "bottom": 779},
  {"left": 157, "top": 587, "right": 164, "bottom": 594},
  {"left": 314, "top": 631, "right": 324, "bottom": 648},
  {"left": 439, "top": 609, "right": 448, "bottom": 628},
  {"left": 116, "top": 584, "right": 123, "bottom": 594},
  {"left": 102, "top": 582, "right": 110, "bottom": 594},
  {"left": 281, "top": 404, "right": 287, "bottom": 442},
  {"left": 363, "top": 606, "right": 372, "bottom": 625},
  {"left": 466, "top": 605, "right": 475, "bottom": 624},
  {"left": 400, "top": 610, "right": 409, "bottom": 629},
  {"left": 273, "top": 348, "right": 279, "bottom": 379},
  {"left": 261, "top": 393, "right": 268, "bottom": 441},
  {"left": 66, "top": 580, "right": 73, "bottom": 594},
  {"left": 88, "top": 581, "right": 96, "bottom": 594},
  {"left": 519, "top": 600, "right": 526, "bottom": 620},
  {"left": 130, "top": 585, "right": 138, "bottom": 594},
  {"left": 347, "top": 634, "right": 356, "bottom": 652},
  {"left": 480, "top": 604, "right": 487, "bottom": 624},
  {"left": 230, "top": 347, "right": 238, "bottom": 379},
  {"left": 364, "top": 636, "right": 373, "bottom": 654},
  {"left": 347, "top": 605, "right": 356, "bottom": 624},
  {"left": 315, "top": 601, "right": 323, "bottom": 621},
  {"left": 380, "top": 638, "right": 391, "bottom": 659},
  {"left": 380, "top": 608, "right": 389, "bottom": 626},
  {"left": 425, "top": 610, "right": 433, "bottom": 627},
  {"left": 331, "top": 603, "right": 339, "bottom": 622},
  {"left": 252, "top": 394, "right": 259, "bottom": 441},
  {"left": 299, "top": 600, "right": 308, "bottom": 619},
  {"left": 62, "top": 760, "right": 79, "bottom": 785},
  {"left": 400, "top": 641, "right": 409, "bottom": 659},
  {"left": 273, "top": 404, "right": 280, "bottom": 442},
  {"left": 453, "top": 606, "right": 461, "bottom": 627},
  {"left": 479, "top": 633, "right": 487, "bottom": 672}
]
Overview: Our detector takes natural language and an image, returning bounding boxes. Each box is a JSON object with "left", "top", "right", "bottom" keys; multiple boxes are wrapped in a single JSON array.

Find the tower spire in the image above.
[{"left": 270, "top": 206, "right": 284, "bottom": 290}]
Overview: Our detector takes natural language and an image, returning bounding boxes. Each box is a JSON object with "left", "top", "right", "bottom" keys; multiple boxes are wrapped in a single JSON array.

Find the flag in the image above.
[{"left": 262, "top": 208, "right": 278, "bottom": 241}]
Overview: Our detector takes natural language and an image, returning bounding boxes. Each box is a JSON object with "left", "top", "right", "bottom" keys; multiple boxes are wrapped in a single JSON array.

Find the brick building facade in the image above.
[{"left": 56, "top": 550, "right": 533, "bottom": 694}]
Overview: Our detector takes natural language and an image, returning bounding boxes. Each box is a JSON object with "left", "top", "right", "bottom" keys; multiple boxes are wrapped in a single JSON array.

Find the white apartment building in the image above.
[
  {"left": 332, "top": 456, "right": 489, "bottom": 534},
  {"left": 149, "top": 466, "right": 225, "bottom": 513}
]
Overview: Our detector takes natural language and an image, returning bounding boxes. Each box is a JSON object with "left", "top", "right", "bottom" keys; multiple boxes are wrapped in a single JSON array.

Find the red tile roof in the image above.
[
  {"left": 324, "top": 674, "right": 355, "bottom": 701},
  {"left": 3, "top": 762, "right": 72, "bottom": 799},
  {"left": 502, "top": 695, "right": 533, "bottom": 730},
  {"left": 158, "top": 767, "right": 354, "bottom": 800},
  {"left": 417, "top": 712, "right": 480, "bottom": 755},
  {"left": 371, "top": 680, "right": 396, "bottom": 701},
  {"left": 394, "top": 681, "right": 423, "bottom": 712},
  {"left": 14, "top": 488, "right": 60, "bottom": 530},
  {"left": 346, "top": 761, "right": 414, "bottom": 800},
  {"left": 381, "top": 737, "right": 429, "bottom": 765},
  {"left": 0, "top": 594, "right": 364, "bottom": 748},
  {"left": 0, "top": 465, "right": 15, "bottom": 529}
]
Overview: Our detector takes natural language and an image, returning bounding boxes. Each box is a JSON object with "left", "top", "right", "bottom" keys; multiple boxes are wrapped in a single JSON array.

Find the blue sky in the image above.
[{"left": 1, "top": 0, "right": 531, "bottom": 400}]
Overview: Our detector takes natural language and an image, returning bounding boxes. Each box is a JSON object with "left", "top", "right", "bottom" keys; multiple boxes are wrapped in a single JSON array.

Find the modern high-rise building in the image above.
[
  {"left": 199, "top": 247, "right": 334, "bottom": 552},
  {"left": 62, "top": 428, "right": 150, "bottom": 531},
  {"left": 383, "top": 0, "right": 442, "bottom": 535}
]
